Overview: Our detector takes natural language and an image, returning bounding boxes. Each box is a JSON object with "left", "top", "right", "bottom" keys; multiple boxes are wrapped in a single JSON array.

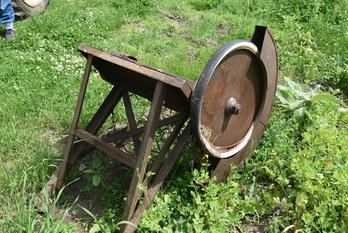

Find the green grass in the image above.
[{"left": 0, "top": 0, "right": 347, "bottom": 232}]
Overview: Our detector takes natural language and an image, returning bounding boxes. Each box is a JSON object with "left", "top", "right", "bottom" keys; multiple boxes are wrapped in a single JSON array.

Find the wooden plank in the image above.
[
  {"left": 102, "top": 114, "right": 183, "bottom": 143},
  {"left": 74, "top": 129, "right": 136, "bottom": 168},
  {"left": 79, "top": 44, "right": 190, "bottom": 92}
]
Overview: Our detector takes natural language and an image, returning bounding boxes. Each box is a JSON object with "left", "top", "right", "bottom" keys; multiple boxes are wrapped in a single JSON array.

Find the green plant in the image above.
[
  {"left": 0, "top": 161, "right": 78, "bottom": 232},
  {"left": 83, "top": 157, "right": 103, "bottom": 186},
  {"left": 277, "top": 77, "right": 321, "bottom": 117}
]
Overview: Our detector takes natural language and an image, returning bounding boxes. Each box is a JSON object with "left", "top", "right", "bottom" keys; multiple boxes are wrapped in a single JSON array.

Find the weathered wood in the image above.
[
  {"left": 79, "top": 44, "right": 192, "bottom": 113},
  {"left": 129, "top": 114, "right": 188, "bottom": 217},
  {"left": 42, "top": 43, "right": 191, "bottom": 233},
  {"left": 68, "top": 85, "right": 125, "bottom": 164},
  {"left": 102, "top": 114, "right": 183, "bottom": 143},
  {"left": 124, "top": 124, "right": 191, "bottom": 232},
  {"left": 147, "top": 114, "right": 187, "bottom": 178},
  {"left": 122, "top": 81, "right": 167, "bottom": 223},
  {"left": 75, "top": 129, "right": 136, "bottom": 168},
  {"left": 56, "top": 54, "right": 94, "bottom": 189},
  {"left": 123, "top": 91, "right": 141, "bottom": 155},
  {"left": 76, "top": 114, "right": 184, "bottom": 159}
]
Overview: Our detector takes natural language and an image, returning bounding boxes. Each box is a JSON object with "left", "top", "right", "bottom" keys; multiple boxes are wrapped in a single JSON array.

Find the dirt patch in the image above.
[
  {"left": 164, "top": 13, "right": 184, "bottom": 24},
  {"left": 40, "top": 129, "right": 66, "bottom": 145},
  {"left": 217, "top": 23, "right": 234, "bottom": 35}
]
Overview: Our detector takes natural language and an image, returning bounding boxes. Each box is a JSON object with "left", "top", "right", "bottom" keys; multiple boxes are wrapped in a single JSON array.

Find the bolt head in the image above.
[{"left": 225, "top": 97, "right": 241, "bottom": 115}]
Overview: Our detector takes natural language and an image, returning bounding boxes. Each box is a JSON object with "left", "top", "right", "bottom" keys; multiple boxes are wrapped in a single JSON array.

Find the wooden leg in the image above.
[
  {"left": 123, "top": 91, "right": 141, "bottom": 155},
  {"left": 123, "top": 124, "right": 191, "bottom": 233},
  {"left": 56, "top": 55, "right": 94, "bottom": 189},
  {"left": 126, "top": 114, "right": 188, "bottom": 218},
  {"left": 121, "top": 82, "right": 166, "bottom": 224},
  {"left": 145, "top": 114, "right": 187, "bottom": 183}
]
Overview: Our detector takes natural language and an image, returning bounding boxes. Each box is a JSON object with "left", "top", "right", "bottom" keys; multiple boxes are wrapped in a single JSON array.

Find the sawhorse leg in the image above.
[{"left": 122, "top": 81, "right": 166, "bottom": 223}]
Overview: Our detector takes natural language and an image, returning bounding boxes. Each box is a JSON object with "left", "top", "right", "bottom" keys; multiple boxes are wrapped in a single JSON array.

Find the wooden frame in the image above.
[{"left": 42, "top": 45, "right": 193, "bottom": 233}]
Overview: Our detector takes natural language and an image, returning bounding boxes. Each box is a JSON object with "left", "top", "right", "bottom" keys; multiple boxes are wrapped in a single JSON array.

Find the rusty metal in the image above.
[
  {"left": 211, "top": 26, "right": 278, "bottom": 182},
  {"left": 41, "top": 26, "right": 278, "bottom": 232},
  {"left": 191, "top": 40, "right": 266, "bottom": 159}
]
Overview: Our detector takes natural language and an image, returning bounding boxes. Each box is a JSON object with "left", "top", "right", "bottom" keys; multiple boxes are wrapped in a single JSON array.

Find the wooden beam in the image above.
[
  {"left": 56, "top": 54, "right": 94, "bottom": 189},
  {"left": 121, "top": 81, "right": 166, "bottom": 223},
  {"left": 74, "top": 129, "right": 136, "bottom": 168}
]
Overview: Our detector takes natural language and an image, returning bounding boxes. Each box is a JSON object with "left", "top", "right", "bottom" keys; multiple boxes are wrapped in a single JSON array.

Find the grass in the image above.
[{"left": 0, "top": 0, "right": 347, "bottom": 232}]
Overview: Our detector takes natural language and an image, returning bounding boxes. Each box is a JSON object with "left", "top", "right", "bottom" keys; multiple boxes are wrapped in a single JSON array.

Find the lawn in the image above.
[{"left": 0, "top": 0, "right": 347, "bottom": 232}]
